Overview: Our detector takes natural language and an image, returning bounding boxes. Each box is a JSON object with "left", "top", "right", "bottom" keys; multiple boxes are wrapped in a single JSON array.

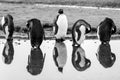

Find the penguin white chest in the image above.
[
  {"left": 5, "top": 26, "right": 9, "bottom": 39},
  {"left": 55, "top": 14, "right": 68, "bottom": 39},
  {"left": 76, "top": 25, "right": 86, "bottom": 44},
  {"left": 54, "top": 42, "right": 67, "bottom": 67},
  {"left": 1, "top": 16, "right": 5, "bottom": 26}
]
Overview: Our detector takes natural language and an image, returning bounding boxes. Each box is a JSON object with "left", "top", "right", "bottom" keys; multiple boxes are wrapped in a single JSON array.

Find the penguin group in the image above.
[
  {"left": 0, "top": 9, "right": 117, "bottom": 47},
  {"left": 0, "top": 8, "right": 117, "bottom": 74}
]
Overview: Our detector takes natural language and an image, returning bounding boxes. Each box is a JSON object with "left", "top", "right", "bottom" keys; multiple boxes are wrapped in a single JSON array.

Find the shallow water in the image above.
[{"left": 0, "top": 39, "right": 120, "bottom": 80}]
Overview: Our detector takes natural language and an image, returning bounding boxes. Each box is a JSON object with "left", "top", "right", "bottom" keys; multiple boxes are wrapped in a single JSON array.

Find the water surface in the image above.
[{"left": 0, "top": 39, "right": 119, "bottom": 80}]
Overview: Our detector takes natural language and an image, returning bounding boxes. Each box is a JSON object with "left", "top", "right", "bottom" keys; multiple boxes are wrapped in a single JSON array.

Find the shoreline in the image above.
[{"left": 0, "top": 33, "right": 120, "bottom": 40}]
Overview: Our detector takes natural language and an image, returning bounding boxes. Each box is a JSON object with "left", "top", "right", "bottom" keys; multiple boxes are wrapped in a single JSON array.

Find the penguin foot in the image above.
[
  {"left": 101, "top": 41, "right": 109, "bottom": 44},
  {"left": 61, "top": 38, "right": 65, "bottom": 42},
  {"left": 56, "top": 38, "right": 65, "bottom": 42},
  {"left": 7, "top": 37, "right": 13, "bottom": 42}
]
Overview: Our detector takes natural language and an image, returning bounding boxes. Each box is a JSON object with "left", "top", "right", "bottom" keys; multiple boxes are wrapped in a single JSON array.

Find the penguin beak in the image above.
[
  {"left": 27, "top": 32, "right": 30, "bottom": 39},
  {"left": 26, "top": 23, "right": 29, "bottom": 39},
  {"left": 26, "top": 21, "right": 30, "bottom": 39},
  {"left": 26, "top": 22, "right": 29, "bottom": 28}
]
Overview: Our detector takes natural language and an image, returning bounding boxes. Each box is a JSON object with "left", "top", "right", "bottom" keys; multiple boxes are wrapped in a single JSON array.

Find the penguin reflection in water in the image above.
[
  {"left": 72, "top": 19, "right": 91, "bottom": 46},
  {"left": 26, "top": 18, "right": 44, "bottom": 48},
  {"left": 72, "top": 45, "right": 91, "bottom": 71},
  {"left": 96, "top": 42, "right": 116, "bottom": 68},
  {"left": 2, "top": 40, "right": 14, "bottom": 64},
  {"left": 26, "top": 48, "right": 46, "bottom": 75},
  {"left": 53, "top": 41, "right": 67, "bottom": 73}
]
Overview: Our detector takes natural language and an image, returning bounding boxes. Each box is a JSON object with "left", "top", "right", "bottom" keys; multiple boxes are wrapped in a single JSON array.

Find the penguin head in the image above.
[
  {"left": 74, "top": 19, "right": 91, "bottom": 34},
  {"left": 1, "top": 16, "right": 6, "bottom": 27},
  {"left": 3, "top": 55, "right": 13, "bottom": 64},
  {"left": 77, "top": 58, "right": 91, "bottom": 71},
  {"left": 58, "top": 67, "right": 63, "bottom": 73},
  {"left": 26, "top": 20, "right": 33, "bottom": 31},
  {"left": 58, "top": 9, "right": 64, "bottom": 14},
  {"left": 26, "top": 65, "right": 42, "bottom": 75},
  {"left": 105, "top": 17, "right": 116, "bottom": 34},
  {"left": 85, "top": 58, "right": 91, "bottom": 69},
  {"left": 26, "top": 19, "right": 33, "bottom": 39},
  {"left": 85, "top": 24, "right": 91, "bottom": 34},
  {"left": 1, "top": 14, "right": 13, "bottom": 27}
]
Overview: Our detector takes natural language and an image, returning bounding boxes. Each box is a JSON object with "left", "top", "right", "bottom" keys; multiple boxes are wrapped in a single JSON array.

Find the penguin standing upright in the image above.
[
  {"left": 72, "top": 19, "right": 91, "bottom": 46},
  {"left": 26, "top": 18, "right": 44, "bottom": 48},
  {"left": 1, "top": 14, "right": 14, "bottom": 41},
  {"left": 54, "top": 9, "right": 68, "bottom": 42},
  {"left": 97, "top": 17, "right": 116, "bottom": 43}
]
